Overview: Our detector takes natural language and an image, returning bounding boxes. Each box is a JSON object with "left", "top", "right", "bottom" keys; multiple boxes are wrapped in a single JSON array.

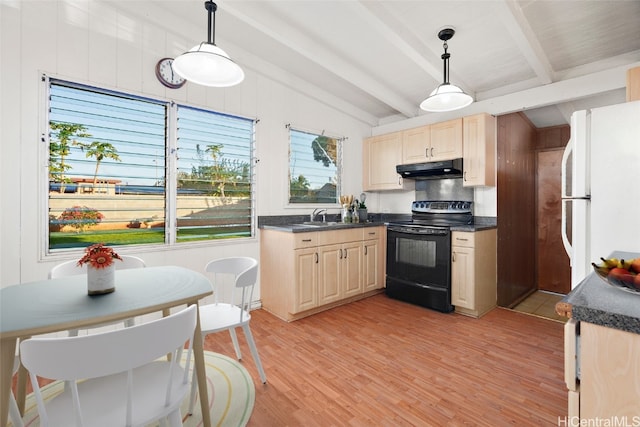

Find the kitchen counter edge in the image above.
[
  {"left": 260, "top": 222, "right": 383, "bottom": 233},
  {"left": 560, "top": 250, "right": 640, "bottom": 335},
  {"left": 259, "top": 222, "right": 497, "bottom": 233}
]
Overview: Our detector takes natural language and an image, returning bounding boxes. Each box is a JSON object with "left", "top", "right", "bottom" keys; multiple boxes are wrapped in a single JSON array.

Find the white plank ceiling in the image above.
[{"left": 115, "top": 0, "right": 640, "bottom": 128}]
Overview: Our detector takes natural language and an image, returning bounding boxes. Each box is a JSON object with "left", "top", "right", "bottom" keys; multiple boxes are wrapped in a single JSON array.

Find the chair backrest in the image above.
[
  {"left": 205, "top": 257, "right": 258, "bottom": 315},
  {"left": 49, "top": 255, "right": 146, "bottom": 279},
  {"left": 20, "top": 305, "right": 197, "bottom": 426}
]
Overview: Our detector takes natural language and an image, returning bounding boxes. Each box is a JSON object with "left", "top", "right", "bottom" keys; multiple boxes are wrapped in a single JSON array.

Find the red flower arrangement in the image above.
[{"left": 78, "top": 243, "right": 122, "bottom": 269}]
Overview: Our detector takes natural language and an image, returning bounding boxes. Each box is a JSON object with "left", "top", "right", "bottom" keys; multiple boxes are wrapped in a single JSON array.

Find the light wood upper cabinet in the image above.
[
  {"left": 363, "top": 132, "right": 413, "bottom": 191},
  {"left": 462, "top": 113, "right": 496, "bottom": 187},
  {"left": 402, "top": 120, "right": 462, "bottom": 164},
  {"left": 401, "top": 125, "right": 430, "bottom": 164},
  {"left": 430, "top": 118, "right": 463, "bottom": 161},
  {"left": 364, "top": 114, "right": 497, "bottom": 190}
]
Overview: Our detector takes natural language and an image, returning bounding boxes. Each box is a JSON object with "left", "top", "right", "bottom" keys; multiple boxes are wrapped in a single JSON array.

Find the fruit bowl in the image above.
[{"left": 592, "top": 260, "right": 640, "bottom": 294}]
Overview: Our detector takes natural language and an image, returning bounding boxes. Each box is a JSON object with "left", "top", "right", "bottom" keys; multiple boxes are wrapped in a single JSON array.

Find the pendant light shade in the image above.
[
  {"left": 420, "top": 28, "right": 472, "bottom": 112},
  {"left": 172, "top": 1, "right": 244, "bottom": 87}
]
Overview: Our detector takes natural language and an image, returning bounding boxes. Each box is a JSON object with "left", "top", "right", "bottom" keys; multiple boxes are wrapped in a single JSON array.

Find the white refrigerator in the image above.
[{"left": 561, "top": 100, "right": 640, "bottom": 289}]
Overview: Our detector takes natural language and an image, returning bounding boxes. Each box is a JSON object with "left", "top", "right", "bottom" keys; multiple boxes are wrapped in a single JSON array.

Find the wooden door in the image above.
[{"left": 536, "top": 149, "right": 571, "bottom": 294}]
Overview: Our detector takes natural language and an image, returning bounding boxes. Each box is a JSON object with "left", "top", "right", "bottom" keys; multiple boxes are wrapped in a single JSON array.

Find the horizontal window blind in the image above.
[
  {"left": 289, "top": 128, "right": 339, "bottom": 204},
  {"left": 176, "top": 106, "right": 254, "bottom": 241},
  {"left": 46, "top": 78, "right": 255, "bottom": 252}
]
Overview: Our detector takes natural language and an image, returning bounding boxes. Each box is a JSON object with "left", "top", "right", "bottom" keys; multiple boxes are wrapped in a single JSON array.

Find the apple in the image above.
[
  {"left": 630, "top": 258, "right": 640, "bottom": 274},
  {"left": 634, "top": 274, "right": 640, "bottom": 290},
  {"left": 608, "top": 267, "right": 634, "bottom": 286},
  {"left": 608, "top": 267, "right": 630, "bottom": 280}
]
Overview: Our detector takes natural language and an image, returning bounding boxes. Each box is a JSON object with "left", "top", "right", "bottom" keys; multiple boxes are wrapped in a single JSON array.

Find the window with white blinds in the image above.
[
  {"left": 288, "top": 127, "right": 340, "bottom": 204},
  {"left": 46, "top": 78, "right": 254, "bottom": 253},
  {"left": 175, "top": 106, "right": 253, "bottom": 242}
]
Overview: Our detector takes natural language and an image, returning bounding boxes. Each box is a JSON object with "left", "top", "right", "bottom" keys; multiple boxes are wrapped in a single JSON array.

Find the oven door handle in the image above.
[{"left": 387, "top": 226, "right": 448, "bottom": 236}]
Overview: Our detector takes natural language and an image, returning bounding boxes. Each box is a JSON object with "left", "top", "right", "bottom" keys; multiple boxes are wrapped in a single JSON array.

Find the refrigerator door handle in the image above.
[
  {"left": 561, "top": 199, "right": 572, "bottom": 262},
  {"left": 561, "top": 135, "right": 572, "bottom": 199}
]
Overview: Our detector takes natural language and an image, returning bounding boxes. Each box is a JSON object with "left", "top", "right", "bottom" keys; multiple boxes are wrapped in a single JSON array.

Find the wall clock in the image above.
[{"left": 155, "top": 58, "right": 186, "bottom": 89}]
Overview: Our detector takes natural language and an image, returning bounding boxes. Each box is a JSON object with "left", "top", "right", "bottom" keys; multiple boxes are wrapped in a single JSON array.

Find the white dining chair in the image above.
[
  {"left": 49, "top": 255, "right": 146, "bottom": 331},
  {"left": 19, "top": 305, "right": 197, "bottom": 427},
  {"left": 188, "top": 257, "right": 266, "bottom": 414},
  {"left": 8, "top": 355, "right": 24, "bottom": 427}
]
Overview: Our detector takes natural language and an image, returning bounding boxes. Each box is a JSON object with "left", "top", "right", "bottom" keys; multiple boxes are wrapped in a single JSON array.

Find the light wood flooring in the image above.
[{"left": 203, "top": 294, "right": 567, "bottom": 426}]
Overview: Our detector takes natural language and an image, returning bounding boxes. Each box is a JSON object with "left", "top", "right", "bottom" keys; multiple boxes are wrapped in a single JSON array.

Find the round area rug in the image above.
[{"left": 16, "top": 351, "right": 255, "bottom": 427}]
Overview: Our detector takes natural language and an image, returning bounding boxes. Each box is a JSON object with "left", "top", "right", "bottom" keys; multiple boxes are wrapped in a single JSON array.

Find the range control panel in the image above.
[{"left": 412, "top": 200, "right": 473, "bottom": 214}]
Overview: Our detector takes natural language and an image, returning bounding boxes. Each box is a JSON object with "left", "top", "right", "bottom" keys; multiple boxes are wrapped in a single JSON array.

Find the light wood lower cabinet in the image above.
[
  {"left": 294, "top": 246, "right": 318, "bottom": 313},
  {"left": 451, "top": 229, "right": 497, "bottom": 318},
  {"left": 363, "top": 236, "right": 382, "bottom": 292},
  {"left": 261, "top": 226, "right": 386, "bottom": 321},
  {"left": 578, "top": 322, "right": 640, "bottom": 419}
]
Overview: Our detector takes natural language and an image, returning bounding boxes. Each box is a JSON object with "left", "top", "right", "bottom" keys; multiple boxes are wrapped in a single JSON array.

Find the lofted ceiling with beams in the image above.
[{"left": 117, "top": 0, "right": 640, "bottom": 128}]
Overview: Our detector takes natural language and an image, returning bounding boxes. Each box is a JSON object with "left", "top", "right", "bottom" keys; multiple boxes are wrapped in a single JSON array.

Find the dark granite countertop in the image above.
[
  {"left": 259, "top": 214, "right": 497, "bottom": 233},
  {"left": 561, "top": 250, "right": 640, "bottom": 335},
  {"left": 261, "top": 221, "right": 384, "bottom": 233},
  {"left": 450, "top": 224, "right": 497, "bottom": 232}
]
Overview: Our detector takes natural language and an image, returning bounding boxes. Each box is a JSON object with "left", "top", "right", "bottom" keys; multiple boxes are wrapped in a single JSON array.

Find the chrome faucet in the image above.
[{"left": 311, "top": 208, "right": 327, "bottom": 222}]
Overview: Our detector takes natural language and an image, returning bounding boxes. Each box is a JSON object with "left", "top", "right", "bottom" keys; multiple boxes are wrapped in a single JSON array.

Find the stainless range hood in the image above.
[{"left": 396, "top": 158, "right": 463, "bottom": 180}]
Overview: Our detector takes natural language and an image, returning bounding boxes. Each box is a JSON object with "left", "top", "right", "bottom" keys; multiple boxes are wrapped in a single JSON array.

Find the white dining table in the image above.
[{"left": 0, "top": 265, "right": 213, "bottom": 427}]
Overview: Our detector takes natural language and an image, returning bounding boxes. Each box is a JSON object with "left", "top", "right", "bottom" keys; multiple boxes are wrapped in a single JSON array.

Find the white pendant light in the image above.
[
  {"left": 172, "top": 1, "right": 244, "bottom": 87},
  {"left": 420, "top": 28, "right": 473, "bottom": 112}
]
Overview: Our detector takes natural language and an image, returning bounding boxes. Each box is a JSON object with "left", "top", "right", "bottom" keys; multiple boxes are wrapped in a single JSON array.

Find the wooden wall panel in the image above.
[
  {"left": 497, "top": 113, "right": 537, "bottom": 307},
  {"left": 536, "top": 125, "right": 570, "bottom": 150}
]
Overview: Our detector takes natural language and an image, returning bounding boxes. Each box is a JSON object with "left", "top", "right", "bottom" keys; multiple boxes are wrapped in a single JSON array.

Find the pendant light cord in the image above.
[
  {"left": 441, "top": 41, "right": 450, "bottom": 85},
  {"left": 206, "top": 1, "right": 217, "bottom": 45}
]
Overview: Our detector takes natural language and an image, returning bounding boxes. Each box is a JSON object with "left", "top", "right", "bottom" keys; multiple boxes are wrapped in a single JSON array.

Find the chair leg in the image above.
[
  {"left": 242, "top": 324, "right": 267, "bottom": 384},
  {"left": 229, "top": 328, "right": 242, "bottom": 360},
  {"left": 8, "top": 391, "right": 24, "bottom": 427},
  {"left": 188, "top": 368, "right": 198, "bottom": 416}
]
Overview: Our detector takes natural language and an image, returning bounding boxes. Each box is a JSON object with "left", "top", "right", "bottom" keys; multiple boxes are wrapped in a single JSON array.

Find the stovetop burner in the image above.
[
  {"left": 412, "top": 200, "right": 472, "bottom": 214},
  {"left": 391, "top": 200, "right": 474, "bottom": 227}
]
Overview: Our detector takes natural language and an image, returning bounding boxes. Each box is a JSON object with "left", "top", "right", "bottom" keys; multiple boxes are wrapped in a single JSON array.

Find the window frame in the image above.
[{"left": 40, "top": 75, "right": 256, "bottom": 258}]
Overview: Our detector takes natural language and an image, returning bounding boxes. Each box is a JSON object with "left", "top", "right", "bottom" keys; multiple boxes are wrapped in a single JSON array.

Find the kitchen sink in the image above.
[{"left": 291, "top": 221, "right": 350, "bottom": 228}]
